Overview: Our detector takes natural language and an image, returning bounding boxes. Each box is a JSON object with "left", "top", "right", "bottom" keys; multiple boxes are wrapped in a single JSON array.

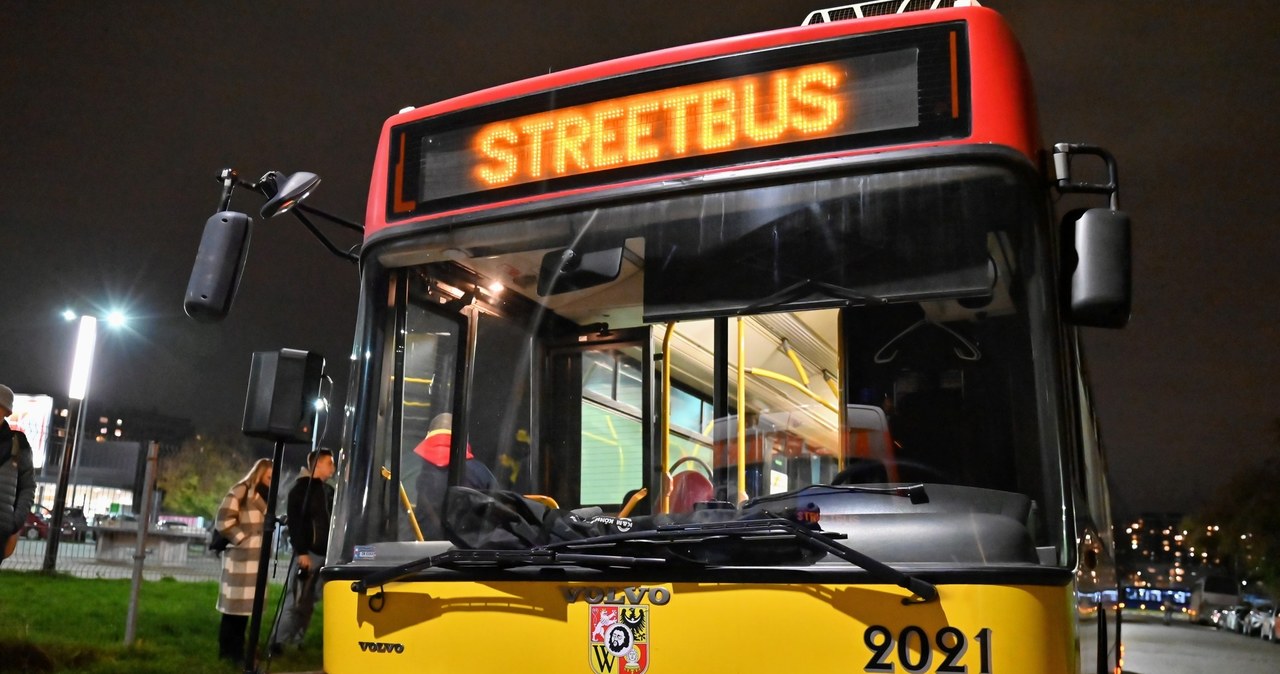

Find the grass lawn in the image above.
[{"left": 0, "top": 572, "right": 323, "bottom": 673}]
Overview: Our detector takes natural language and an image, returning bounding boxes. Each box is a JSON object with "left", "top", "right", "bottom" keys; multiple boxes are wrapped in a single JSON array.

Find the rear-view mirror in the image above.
[
  {"left": 184, "top": 210, "right": 252, "bottom": 322},
  {"left": 1065, "top": 208, "right": 1131, "bottom": 328},
  {"left": 537, "top": 246, "right": 624, "bottom": 296}
]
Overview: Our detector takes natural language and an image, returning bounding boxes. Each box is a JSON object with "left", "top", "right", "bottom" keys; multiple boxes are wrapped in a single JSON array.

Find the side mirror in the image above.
[
  {"left": 242, "top": 349, "right": 325, "bottom": 443},
  {"left": 1065, "top": 208, "right": 1131, "bottom": 328},
  {"left": 184, "top": 211, "right": 252, "bottom": 322},
  {"left": 260, "top": 171, "right": 320, "bottom": 219},
  {"left": 537, "top": 246, "right": 623, "bottom": 296}
]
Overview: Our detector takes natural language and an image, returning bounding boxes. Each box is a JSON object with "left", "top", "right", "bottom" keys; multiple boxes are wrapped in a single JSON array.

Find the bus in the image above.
[
  {"left": 187, "top": 2, "right": 1133, "bottom": 673},
  {"left": 1190, "top": 573, "right": 1240, "bottom": 624}
]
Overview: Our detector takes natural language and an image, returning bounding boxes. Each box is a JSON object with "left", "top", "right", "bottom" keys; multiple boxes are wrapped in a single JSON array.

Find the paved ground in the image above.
[{"left": 1123, "top": 614, "right": 1280, "bottom": 674}]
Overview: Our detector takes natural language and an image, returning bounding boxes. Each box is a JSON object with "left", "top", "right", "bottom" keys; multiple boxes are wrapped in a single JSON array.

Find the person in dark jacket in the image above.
[
  {"left": 413, "top": 413, "right": 497, "bottom": 540},
  {"left": 270, "top": 449, "right": 335, "bottom": 653},
  {"left": 0, "top": 384, "right": 35, "bottom": 565}
]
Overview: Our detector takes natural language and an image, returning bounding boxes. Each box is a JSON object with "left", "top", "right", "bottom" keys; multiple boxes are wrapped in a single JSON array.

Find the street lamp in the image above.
[{"left": 42, "top": 309, "right": 127, "bottom": 573}]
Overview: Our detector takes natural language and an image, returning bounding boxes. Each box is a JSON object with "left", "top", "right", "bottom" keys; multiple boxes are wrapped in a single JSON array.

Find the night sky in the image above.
[{"left": 1, "top": 2, "right": 1275, "bottom": 516}]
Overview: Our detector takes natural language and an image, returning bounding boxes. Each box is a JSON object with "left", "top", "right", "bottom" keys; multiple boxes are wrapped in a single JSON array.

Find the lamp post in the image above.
[{"left": 43, "top": 314, "right": 97, "bottom": 573}]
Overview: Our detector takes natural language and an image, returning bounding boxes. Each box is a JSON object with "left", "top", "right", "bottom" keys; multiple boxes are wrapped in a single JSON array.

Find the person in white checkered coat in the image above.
[{"left": 215, "top": 458, "right": 273, "bottom": 662}]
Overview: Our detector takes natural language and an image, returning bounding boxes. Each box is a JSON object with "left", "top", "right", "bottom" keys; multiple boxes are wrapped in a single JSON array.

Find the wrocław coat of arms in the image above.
[{"left": 588, "top": 605, "right": 649, "bottom": 674}]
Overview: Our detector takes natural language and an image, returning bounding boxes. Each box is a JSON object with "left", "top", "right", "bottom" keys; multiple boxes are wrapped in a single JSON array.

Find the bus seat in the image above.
[{"left": 669, "top": 471, "right": 715, "bottom": 513}]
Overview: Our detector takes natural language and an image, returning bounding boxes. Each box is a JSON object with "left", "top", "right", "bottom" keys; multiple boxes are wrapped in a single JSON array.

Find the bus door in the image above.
[
  {"left": 541, "top": 329, "right": 654, "bottom": 515},
  {"left": 380, "top": 266, "right": 539, "bottom": 541}
]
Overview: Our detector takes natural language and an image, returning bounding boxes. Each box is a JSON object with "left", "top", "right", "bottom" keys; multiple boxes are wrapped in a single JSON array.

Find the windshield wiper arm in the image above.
[
  {"left": 546, "top": 517, "right": 938, "bottom": 604},
  {"left": 751, "top": 483, "right": 930, "bottom": 506},
  {"left": 352, "top": 519, "right": 937, "bottom": 604},
  {"left": 740, "top": 278, "right": 887, "bottom": 315},
  {"left": 350, "top": 548, "right": 668, "bottom": 593},
  {"left": 768, "top": 516, "right": 938, "bottom": 604}
]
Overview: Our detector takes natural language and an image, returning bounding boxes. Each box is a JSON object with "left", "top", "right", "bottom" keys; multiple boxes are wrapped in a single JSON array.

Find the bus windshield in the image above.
[{"left": 336, "top": 160, "right": 1064, "bottom": 569}]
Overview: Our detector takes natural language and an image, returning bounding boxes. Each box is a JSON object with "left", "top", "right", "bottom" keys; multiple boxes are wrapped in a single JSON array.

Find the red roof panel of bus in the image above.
[{"left": 365, "top": 6, "right": 1039, "bottom": 240}]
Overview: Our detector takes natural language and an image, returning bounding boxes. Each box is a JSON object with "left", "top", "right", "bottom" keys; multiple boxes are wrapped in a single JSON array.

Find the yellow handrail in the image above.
[
  {"left": 524, "top": 494, "right": 560, "bottom": 509},
  {"left": 744, "top": 368, "right": 839, "bottom": 414},
  {"left": 619, "top": 487, "right": 648, "bottom": 518},
  {"left": 736, "top": 318, "right": 748, "bottom": 506},
  {"left": 381, "top": 466, "right": 423, "bottom": 542},
  {"left": 780, "top": 339, "right": 811, "bottom": 387},
  {"left": 822, "top": 369, "right": 840, "bottom": 399},
  {"left": 660, "top": 322, "right": 675, "bottom": 514}
]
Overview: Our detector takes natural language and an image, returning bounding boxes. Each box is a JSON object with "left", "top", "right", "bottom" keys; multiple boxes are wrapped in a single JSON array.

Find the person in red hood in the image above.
[{"left": 413, "top": 413, "right": 497, "bottom": 539}]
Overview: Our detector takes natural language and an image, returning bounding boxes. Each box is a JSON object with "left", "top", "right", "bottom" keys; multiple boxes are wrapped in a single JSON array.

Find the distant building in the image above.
[
  {"left": 36, "top": 399, "right": 194, "bottom": 520},
  {"left": 1120, "top": 512, "right": 1236, "bottom": 593},
  {"left": 46, "top": 401, "right": 193, "bottom": 458},
  {"left": 1121, "top": 512, "right": 1192, "bottom": 588}
]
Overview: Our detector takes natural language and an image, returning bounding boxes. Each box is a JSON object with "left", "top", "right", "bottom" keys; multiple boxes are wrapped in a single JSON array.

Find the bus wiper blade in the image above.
[
  {"left": 750, "top": 483, "right": 929, "bottom": 506},
  {"left": 546, "top": 517, "right": 938, "bottom": 604},
  {"left": 770, "top": 516, "right": 938, "bottom": 604},
  {"left": 739, "top": 278, "right": 887, "bottom": 314},
  {"left": 350, "top": 549, "right": 667, "bottom": 593}
]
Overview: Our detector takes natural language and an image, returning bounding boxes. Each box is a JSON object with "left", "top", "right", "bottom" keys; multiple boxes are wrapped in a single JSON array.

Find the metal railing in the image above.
[{"left": 3, "top": 526, "right": 293, "bottom": 583}]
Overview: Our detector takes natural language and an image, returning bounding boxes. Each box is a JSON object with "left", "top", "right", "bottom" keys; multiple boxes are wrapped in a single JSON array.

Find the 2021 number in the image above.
[{"left": 863, "top": 625, "right": 992, "bottom": 673}]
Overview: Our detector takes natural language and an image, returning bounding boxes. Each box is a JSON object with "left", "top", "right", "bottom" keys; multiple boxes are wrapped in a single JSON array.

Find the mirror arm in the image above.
[
  {"left": 217, "top": 168, "right": 240, "bottom": 211},
  {"left": 211, "top": 167, "right": 363, "bottom": 264},
  {"left": 290, "top": 208, "right": 360, "bottom": 263},
  {"left": 1053, "top": 143, "right": 1121, "bottom": 210},
  {"left": 296, "top": 203, "right": 364, "bottom": 233}
]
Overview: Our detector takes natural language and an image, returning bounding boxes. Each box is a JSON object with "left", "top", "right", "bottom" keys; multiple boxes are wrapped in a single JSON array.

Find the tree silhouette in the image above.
[
  {"left": 155, "top": 429, "right": 258, "bottom": 519},
  {"left": 1183, "top": 419, "right": 1280, "bottom": 591}
]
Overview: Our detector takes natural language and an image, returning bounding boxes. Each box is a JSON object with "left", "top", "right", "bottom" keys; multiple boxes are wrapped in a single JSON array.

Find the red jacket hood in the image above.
[{"left": 412, "top": 430, "right": 474, "bottom": 467}]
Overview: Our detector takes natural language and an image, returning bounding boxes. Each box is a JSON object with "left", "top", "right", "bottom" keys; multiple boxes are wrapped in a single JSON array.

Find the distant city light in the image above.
[{"left": 61, "top": 309, "right": 77, "bottom": 321}]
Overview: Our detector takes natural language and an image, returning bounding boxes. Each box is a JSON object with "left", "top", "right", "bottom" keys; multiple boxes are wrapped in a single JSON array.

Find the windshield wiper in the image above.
[
  {"left": 350, "top": 549, "right": 668, "bottom": 593},
  {"left": 739, "top": 278, "right": 887, "bottom": 315},
  {"left": 751, "top": 483, "right": 930, "bottom": 506},
  {"left": 352, "top": 517, "right": 937, "bottom": 605},
  {"left": 545, "top": 516, "right": 938, "bottom": 604}
]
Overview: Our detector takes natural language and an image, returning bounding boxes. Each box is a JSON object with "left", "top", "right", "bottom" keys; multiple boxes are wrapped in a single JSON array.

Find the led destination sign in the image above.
[
  {"left": 389, "top": 26, "right": 967, "bottom": 219},
  {"left": 470, "top": 53, "right": 912, "bottom": 189}
]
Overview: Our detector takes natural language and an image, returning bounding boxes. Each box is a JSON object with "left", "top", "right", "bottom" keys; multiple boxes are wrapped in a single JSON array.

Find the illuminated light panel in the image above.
[
  {"left": 388, "top": 23, "right": 975, "bottom": 218},
  {"left": 68, "top": 316, "right": 98, "bottom": 401},
  {"left": 472, "top": 62, "right": 850, "bottom": 189}
]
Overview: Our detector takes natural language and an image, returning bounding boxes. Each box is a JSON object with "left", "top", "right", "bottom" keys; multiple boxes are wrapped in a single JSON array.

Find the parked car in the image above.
[
  {"left": 1248, "top": 603, "right": 1275, "bottom": 639},
  {"left": 1262, "top": 610, "right": 1278, "bottom": 642},
  {"left": 1214, "top": 604, "right": 1252, "bottom": 633},
  {"left": 34, "top": 505, "right": 93, "bottom": 542},
  {"left": 20, "top": 507, "right": 50, "bottom": 540},
  {"left": 61, "top": 507, "right": 91, "bottom": 542}
]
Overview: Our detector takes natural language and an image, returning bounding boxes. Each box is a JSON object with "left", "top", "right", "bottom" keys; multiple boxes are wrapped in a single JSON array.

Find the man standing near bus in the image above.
[
  {"left": 271, "top": 448, "right": 335, "bottom": 654},
  {"left": 0, "top": 384, "right": 35, "bottom": 564}
]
